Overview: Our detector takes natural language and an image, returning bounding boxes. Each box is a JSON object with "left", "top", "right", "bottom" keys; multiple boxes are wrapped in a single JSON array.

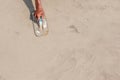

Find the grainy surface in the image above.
[{"left": 0, "top": 0, "right": 120, "bottom": 80}]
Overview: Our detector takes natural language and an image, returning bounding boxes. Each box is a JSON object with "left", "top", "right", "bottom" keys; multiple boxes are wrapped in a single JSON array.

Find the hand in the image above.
[{"left": 34, "top": 8, "right": 45, "bottom": 19}]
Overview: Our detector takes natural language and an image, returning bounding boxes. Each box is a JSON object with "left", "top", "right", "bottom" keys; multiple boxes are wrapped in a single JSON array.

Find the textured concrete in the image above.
[{"left": 0, "top": 0, "right": 120, "bottom": 80}]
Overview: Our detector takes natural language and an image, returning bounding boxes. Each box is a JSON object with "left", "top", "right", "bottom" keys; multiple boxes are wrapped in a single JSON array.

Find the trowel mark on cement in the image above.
[
  {"left": 38, "top": 52, "right": 77, "bottom": 80},
  {"left": 69, "top": 25, "right": 80, "bottom": 33},
  {"left": 0, "top": 75, "right": 5, "bottom": 80}
]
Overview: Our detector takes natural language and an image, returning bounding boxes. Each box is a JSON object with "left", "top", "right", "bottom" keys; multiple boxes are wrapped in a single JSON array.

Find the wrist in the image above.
[{"left": 36, "top": 8, "right": 43, "bottom": 12}]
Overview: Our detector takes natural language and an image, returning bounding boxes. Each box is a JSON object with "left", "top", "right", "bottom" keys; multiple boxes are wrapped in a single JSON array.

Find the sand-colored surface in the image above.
[{"left": 0, "top": 0, "right": 120, "bottom": 80}]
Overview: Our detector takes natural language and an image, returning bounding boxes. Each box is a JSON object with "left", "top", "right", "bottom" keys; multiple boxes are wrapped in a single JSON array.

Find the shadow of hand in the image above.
[{"left": 23, "top": 0, "right": 35, "bottom": 20}]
